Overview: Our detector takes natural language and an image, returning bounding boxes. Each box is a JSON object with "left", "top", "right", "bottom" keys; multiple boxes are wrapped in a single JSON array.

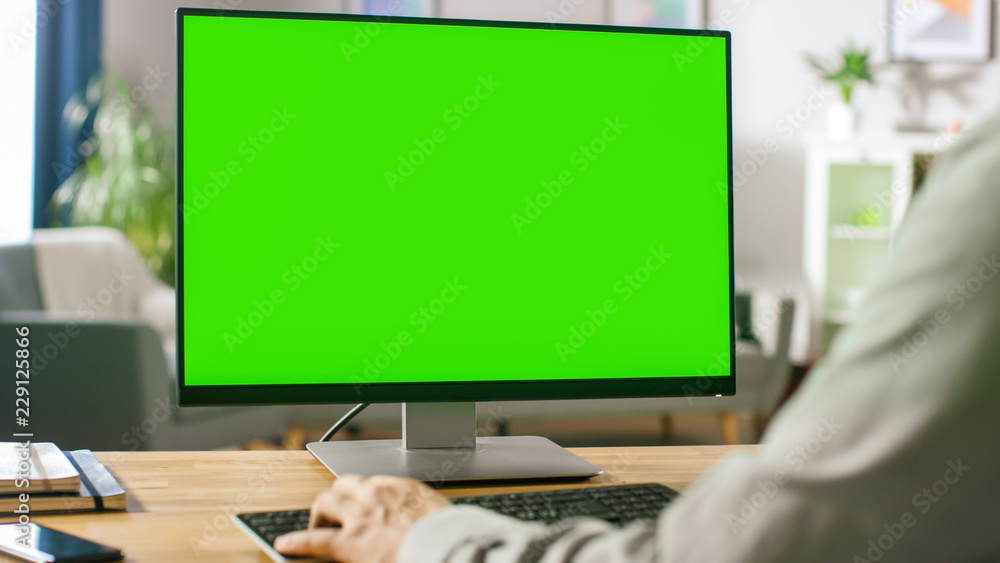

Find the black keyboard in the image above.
[
  {"left": 235, "top": 508, "right": 312, "bottom": 549},
  {"left": 234, "top": 483, "right": 679, "bottom": 559},
  {"left": 451, "top": 483, "right": 679, "bottom": 526}
]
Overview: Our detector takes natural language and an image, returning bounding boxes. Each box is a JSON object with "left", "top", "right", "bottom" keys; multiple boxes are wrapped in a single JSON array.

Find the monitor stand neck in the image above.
[
  {"left": 307, "top": 402, "right": 603, "bottom": 483},
  {"left": 402, "top": 402, "right": 477, "bottom": 450}
]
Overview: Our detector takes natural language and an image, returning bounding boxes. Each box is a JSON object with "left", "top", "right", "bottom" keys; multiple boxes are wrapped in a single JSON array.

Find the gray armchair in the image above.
[{"left": 0, "top": 227, "right": 287, "bottom": 450}]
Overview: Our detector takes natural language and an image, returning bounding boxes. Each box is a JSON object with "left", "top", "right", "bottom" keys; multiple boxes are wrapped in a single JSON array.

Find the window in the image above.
[{"left": 0, "top": 0, "right": 37, "bottom": 244}]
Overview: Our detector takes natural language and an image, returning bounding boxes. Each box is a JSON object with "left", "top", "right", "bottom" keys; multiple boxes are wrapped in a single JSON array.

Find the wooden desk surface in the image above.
[{"left": 2, "top": 446, "right": 754, "bottom": 562}]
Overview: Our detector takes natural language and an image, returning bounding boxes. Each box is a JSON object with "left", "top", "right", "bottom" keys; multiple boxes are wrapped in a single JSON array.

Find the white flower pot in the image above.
[{"left": 827, "top": 101, "right": 856, "bottom": 140}]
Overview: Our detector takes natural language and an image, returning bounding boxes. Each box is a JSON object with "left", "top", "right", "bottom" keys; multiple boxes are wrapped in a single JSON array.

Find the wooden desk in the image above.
[{"left": 2, "top": 446, "right": 754, "bottom": 562}]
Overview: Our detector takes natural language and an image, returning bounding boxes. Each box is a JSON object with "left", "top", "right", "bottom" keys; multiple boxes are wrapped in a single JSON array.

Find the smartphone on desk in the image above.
[{"left": 0, "top": 523, "right": 124, "bottom": 563}]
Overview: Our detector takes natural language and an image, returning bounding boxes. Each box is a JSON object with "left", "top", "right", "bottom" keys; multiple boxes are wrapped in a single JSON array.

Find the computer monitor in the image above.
[{"left": 176, "top": 8, "right": 734, "bottom": 482}]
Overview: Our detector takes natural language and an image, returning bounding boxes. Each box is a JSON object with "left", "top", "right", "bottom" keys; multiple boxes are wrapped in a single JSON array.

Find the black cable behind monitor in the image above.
[{"left": 321, "top": 403, "right": 371, "bottom": 442}]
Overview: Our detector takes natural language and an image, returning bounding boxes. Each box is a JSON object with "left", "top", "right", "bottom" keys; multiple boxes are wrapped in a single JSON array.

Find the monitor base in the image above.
[{"left": 307, "top": 436, "right": 604, "bottom": 483}]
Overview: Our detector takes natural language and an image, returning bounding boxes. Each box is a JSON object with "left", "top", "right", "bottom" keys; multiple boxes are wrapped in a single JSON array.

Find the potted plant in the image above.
[
  {"left": 49, "top": 74, "right": 176, "bottom": 285},
  {"left": 805, "top": 42, "right": 877, "bottom": 140}
]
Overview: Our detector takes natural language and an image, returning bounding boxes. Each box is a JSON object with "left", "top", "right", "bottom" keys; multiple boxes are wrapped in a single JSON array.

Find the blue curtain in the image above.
[{"left": 33, "top": 0, "right": 102, "bottom": 228}]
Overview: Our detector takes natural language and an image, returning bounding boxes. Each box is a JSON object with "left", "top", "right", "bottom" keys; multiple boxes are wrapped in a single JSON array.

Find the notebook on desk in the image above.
[
  {"left": 0, "top": 442, "right": 80, "bottom": 493},
  {"left": 0, "top": 449, "right": 126, "bottom": 514}
]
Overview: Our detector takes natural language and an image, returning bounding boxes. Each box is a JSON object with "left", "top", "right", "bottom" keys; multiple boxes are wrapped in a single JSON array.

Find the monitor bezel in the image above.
[{"left": 175, "top": 8, "right": 736, "bottom": 407}]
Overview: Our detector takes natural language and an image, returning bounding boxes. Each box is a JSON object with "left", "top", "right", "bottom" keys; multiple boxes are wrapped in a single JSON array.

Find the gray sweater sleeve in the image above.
[
  {"left": 399, "top": 506, "right": 658, "bottom": 562},
  {"left": 399, "top": 112, "right": 1000, "bottom": 563}
]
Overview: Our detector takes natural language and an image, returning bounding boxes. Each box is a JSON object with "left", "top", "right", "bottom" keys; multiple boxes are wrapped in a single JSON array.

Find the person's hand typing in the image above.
[{"left": 273, "top": 474, "right": 451, "bottom": 562}]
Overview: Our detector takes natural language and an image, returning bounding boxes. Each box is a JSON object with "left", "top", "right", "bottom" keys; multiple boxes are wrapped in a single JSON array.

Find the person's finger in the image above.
[
  {"left": 309, "top": 488, "right": 350, "bottom": 528},
  {"left": 273, "top": 528, "right": 338, "bottom": 557},
  {"left": 366, "top": 475, "right": 406, "bottom": 504}
]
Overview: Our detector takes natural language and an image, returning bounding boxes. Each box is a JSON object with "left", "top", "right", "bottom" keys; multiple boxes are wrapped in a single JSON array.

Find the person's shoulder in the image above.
[
  {"left": 920, "top": 111, "right": 1000, "bottom": 208},
  {"left": 934, "top": 112, "right": 1000, "bottom": 178}
]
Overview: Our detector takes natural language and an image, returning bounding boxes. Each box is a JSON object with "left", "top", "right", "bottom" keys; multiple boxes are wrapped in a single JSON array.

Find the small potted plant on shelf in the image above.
[{"left": 805, "top": 42, "right": 877, "bottom": 140}]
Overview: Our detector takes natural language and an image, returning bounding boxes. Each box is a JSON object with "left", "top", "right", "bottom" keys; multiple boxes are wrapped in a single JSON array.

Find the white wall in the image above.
[
  {"left": 103, "top": 0, "right": 1000, "bottom": 359},
  {"left": 102, "top": 0, "right": 350, "bottom": 122}
]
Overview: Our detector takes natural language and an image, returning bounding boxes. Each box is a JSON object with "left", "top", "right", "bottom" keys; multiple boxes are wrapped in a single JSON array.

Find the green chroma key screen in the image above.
[{"left": 179, "top": 11, "right": 733, "bottom": 394}]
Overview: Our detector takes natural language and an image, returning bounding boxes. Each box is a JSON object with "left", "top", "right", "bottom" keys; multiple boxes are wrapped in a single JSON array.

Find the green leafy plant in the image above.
[
  {"left": 50, "top": 74, "right": 176, "bottom": 285},
  {"left": 805, "top": 42, "right": 877, "bottom": 104}
]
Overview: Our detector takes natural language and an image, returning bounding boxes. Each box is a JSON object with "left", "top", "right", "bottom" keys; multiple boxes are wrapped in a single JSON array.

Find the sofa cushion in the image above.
[{"left": 0, "top": 244, "right": 44, "bottom": 311}]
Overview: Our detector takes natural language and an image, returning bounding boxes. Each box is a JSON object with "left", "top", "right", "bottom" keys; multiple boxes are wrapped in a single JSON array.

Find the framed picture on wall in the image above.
[
  {"left": 889, "top": 0, "right": 994, "bottom": 62},
  {"left": 608, "top": 0, "right": 707, "bottom": 29},
  {"left": 348, "top": 0, "right": 437, "bottom": 18}
]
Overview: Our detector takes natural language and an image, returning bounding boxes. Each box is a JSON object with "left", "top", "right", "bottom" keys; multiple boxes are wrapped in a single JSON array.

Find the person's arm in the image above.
[{"left": 399, "top": 507, "right": 657, "bottom": 562}]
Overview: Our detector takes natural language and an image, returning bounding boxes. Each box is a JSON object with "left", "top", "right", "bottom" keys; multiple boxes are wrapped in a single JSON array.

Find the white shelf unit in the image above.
[
  {"left": 802, "top": 134, "right": 940, "bottom": 355},
  {"left": 829, "top": 224, "right": 892, "bottom": 241}
]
